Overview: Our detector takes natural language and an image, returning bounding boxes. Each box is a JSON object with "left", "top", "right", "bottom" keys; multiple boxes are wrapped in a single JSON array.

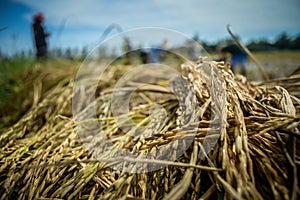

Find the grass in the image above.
[
  {"left": 0, "top": 58, "right": 80, "bottom": 129},
  {"left": 0, "top": 58, "right": 36, "bottom": 103}
]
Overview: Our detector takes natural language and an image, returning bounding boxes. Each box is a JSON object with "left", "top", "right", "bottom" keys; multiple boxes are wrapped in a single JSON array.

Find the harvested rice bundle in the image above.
[{"left": 0, "top": 58, "right": 299, "bottom": 200}]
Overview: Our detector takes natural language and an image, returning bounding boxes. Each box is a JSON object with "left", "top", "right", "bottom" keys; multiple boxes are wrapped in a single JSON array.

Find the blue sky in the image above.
[{"left": 0, "top": 0, "right": 299, "bottom": 56}]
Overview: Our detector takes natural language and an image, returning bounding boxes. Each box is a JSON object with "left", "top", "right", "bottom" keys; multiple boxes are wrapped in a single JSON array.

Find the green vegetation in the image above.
[
  {"left": 0, "top": 58, "right": 80, "bottom": 129},
  {"left": 201, "top": 32, "right": 300, "bottom": 53}
]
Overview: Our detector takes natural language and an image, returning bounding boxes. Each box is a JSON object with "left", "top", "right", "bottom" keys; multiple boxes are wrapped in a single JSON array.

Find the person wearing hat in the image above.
[{"left": 32, "top": 13, "right": 50, "bottom": 60}]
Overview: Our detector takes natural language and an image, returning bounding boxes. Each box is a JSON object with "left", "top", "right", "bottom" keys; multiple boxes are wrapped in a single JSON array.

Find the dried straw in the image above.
[{"left": 0, "top": 58, "right": 299, "bottom": 200}]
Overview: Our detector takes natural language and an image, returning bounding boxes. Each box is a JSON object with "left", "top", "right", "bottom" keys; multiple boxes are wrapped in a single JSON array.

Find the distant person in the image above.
[
  {"left": 139, "top": 49, "right": 149, "bottom": 64},
  {"left": 219, "top": 43, "right": 248, "bottom": 76},
  {"left": 149, "top": 47, "right": 161, "bottom": 63},
  {"left": 32, "top": 13, "right": 50, "bottom": 60},
  {"left": 139, "top": 47, "right": 162, "bottom": 64},
  {"left": 139, "top": 40, "right": 170, "bottom": 64},
  {"left": 138, "top": 47, "right": 161, "bottom": 64}
]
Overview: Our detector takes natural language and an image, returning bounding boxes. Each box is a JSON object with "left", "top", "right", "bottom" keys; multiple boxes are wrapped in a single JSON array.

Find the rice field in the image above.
[{"left": 246, "top": 50, "right": 300, "bottom": 81}]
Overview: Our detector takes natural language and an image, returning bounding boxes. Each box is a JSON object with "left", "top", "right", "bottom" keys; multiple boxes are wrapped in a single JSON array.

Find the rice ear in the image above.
[{"left": 0, "top": 58, "right": 299, "bottom": 200}]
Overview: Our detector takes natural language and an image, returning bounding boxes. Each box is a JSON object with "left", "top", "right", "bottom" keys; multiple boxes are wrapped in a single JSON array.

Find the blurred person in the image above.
[
  {"left": 148, "top": 40, "right": 170, "bottom": 63},
  {"left": 149, "top": 47, "right": 161, "bottom": 63},
  {"left": 139, "top": 40, "right": 171, "bottom": 64},
  {"left": 139, "top": 49, "right": 149, "bottom": 64},
  {"left": 139, "top": 47, "right": 163, "bottom": 64},
  {"left": 219, "top": 42, "right": 248, "bottom": 76},
  {"left": 32, "top": 13, "right": 50, "bottom": 60}
]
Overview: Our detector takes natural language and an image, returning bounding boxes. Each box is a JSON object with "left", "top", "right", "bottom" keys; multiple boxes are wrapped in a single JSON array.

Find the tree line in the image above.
[
  {"left": 1, "top": 32, "right": 300, "bottom": 61},
  {"left": 201, "top": 32, "right": 300, "bottom": 52}
]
